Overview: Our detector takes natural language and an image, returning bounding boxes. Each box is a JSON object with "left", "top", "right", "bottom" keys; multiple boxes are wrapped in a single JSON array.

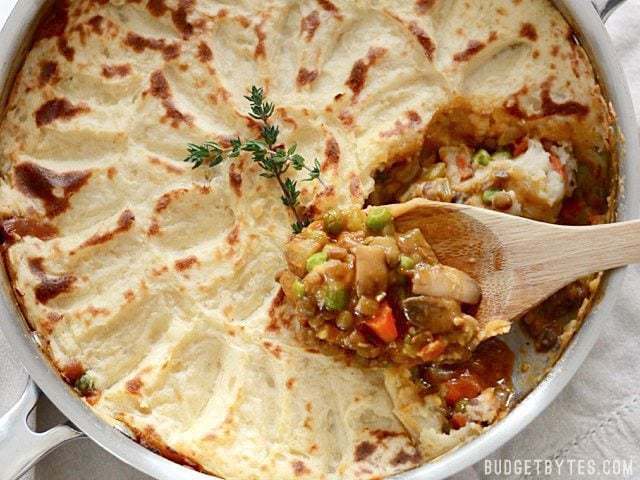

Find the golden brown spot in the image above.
[
  {"left": 38, "top": 61, "right": 59, "bottom": 86},
  {"left": 124, "top": 289, "right": 135, "bottom": 302},
  {"left": 254, "top": 23, "right": 266, "bottom": 59},
  {"left": 453, "top": 39, "right": 486, "bottom": 62},
  {"left": 390, "top": 449, "right": 422, "bottom": 466},
  {"left": 322, "top": 135, "right": 340, "bottom": 171},
  {"left": 408, "top": 22, "right": 435, "bottom": 60},
  {"left": 147, "top": 0, "right": 168, "bottom": 17},
  {"left": 286, "top": 378, "right": 296, "bottom": 389},
  {"left": 147, "top": 220, "right": 160, "bottom": 236},
  {"left": 14, "top": 162, "right": 91, "bottom": 217},
  {"left": 292, "top": 460, "right": 310, "bottom": 476},
  {"left": 338, "top": 110, "right": 354, "bottom": 126},
  {"left": 56, "top": 37, "right": 75, "bottom": 62},
  {"left": 296, "top": 68, "right": 318, "bottom": 87},
  {"left": 0, "top": 217, "right": 58, "bottom": 245},
  {"left": 29, "top": 257, "right": 76, "bottom": 304},
  {"left": 41, "top": 312, "right": 63, "bottom": 335},
  {"left": 317, "top": 0, "right": 339, "bottom": 14},
  {"left": 354, "top": 441, "right": 376, "bottom": 462},
  {"left": 300, "top": 10, "right": 320, "bottom": 41},
  {"left": 126, "top": 377, "right": 143, "bottom": 394},
  {"left": 226, "top": 225, "right": 240, "bottom": 245},
  {"left": 380, "top": 110, "right": 422, "bottom": 138},
  {"left": 35, "top": 98, "right": 89, "bottom": 127},
  {"left": 197, "top": 41, "right": 213, "bottom": 62},
  {"left": 229, "top": 163, "right": 242, "bottom": 196},
  {"left": 61, "top": 360, "right": 84, "bottom": 385},
  {"left": 79, "top": 209, "right": 135, "bottom": 249},
  {"left": 87, "top": 15, "right": 104, "bottom": 34},
  {"left": 124, "top": 32, "right": 180, "bottom": 61},
  {"left": 145, "top": 71, "right": 193, "bottom": 127},
  {"left": 101, "top": 64, "right": 131, "bottom": 78},
  {"left": 520, "top": 22, "right": 538, "bottom": 41},
  {"left": 171, "top": 0, "right": 195, "bottom": 39},
  {"left": 263, "top": 341, "right": 283, "bottom": 359},
  {"left": 175, "top": 255, "right": 198, "bottom": 271},
  {"left": 346, "top": 47, "right": 387, "bottom": 97},
  {"left": 505, "top": 77, "right": 589, "bottom": 119},
  {"left": 415, "top": 0, "right": 435, "bottom": 14},
  {"left": 134, "top": 426, "right": 205, "bottom": 472},
  {"left": 106, "top": 167, "right": 117, "bottom": 180},
  {"left": 532, "top": 49, "right": 540, "bottom": 59},
  {"left": 551, "top": 45, "right": 560, "bottom": 56},
  {"left": 34, "top": 0, "right": 69, "bottom": 42}
]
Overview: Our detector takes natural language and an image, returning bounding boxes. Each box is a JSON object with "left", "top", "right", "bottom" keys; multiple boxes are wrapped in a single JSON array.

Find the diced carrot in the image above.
[
  {"left": 512, "top": 136, "right": 529, "bottom": 156},
  {"left": 549, "top": 152, "right": 566, "bottom": 180},
  {"left": 366, "top": 302, "right": 398, "bottom": 343},
  {"left": 444, "top": 376, "right": 483, "bottom": 406},
  {"left": 418, "top": 339, "right": 447, "bottom": 362},
  {"left": 456, "top": 154, "right": 473, "bottom": 181},
  {"left": 450, "top": 413, "right": 468, "bottom": 430}
]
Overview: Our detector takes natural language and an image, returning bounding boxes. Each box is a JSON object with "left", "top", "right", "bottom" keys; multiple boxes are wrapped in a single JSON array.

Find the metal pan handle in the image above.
[
  {"left": 592, "top": 0, "right": 628, "bottom": 21},
  {"left": 0, "top": 378, "right": 84, "bottom": 480}
]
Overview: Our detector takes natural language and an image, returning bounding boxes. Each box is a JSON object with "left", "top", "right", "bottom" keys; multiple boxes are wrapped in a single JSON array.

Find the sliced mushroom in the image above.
[
  {"left": 365, "top": 236, "right": 400, "bottom": 267},
  {"left": 402, "top": 296, "right": 461, "bottom": 334},
  {"left": 396, "top": 228, "right": 438, "bottom": 265},
  {"left": 412, "top": 265, "right": 481, "bottom": 304},
  {"left": 354, "top": 244, "right": 388, "bottom": 297}
]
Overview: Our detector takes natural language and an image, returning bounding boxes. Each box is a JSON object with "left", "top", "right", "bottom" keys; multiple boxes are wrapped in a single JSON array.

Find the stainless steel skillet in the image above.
[{"left": 0, "top": 1, "right": 636, "bottom": 479}]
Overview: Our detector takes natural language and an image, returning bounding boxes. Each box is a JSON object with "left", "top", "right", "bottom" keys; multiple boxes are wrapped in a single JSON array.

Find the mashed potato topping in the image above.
[{"left": 0, "top": 0, "right": 613, "bottom": 478}]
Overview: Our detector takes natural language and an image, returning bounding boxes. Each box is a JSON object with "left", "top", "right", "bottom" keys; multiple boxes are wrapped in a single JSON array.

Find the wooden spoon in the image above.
[{"left": 388, "top": 198, "right": 638, "bottom": 335}]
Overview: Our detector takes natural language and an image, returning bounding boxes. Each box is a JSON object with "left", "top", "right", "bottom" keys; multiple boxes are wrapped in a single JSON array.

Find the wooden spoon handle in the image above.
[{"left": 540, "top": 220, "right": 640, "bottom": 283}]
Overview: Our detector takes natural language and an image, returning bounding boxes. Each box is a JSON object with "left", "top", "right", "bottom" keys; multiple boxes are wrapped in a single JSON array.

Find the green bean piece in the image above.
[{"left": 75, "top": 372, "right": 95, "bottom": 394}]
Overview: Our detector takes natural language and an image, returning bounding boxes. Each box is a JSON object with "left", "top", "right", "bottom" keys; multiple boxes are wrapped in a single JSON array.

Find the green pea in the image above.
[
  {"left": 323, "top": 209, "right": 345, "bottom": 235},
  {"left": 473, "top": 149, "right": 491, "bottom": 166},
  {"left": 399, "top": 255, "right": 415, "bottom": 271},
  {"left": 366, "top": 207, "right": 393, "bottom": 231},
  {"left": 492, "top": 150, "right": 512, "bottom": 161},
  {"left": 292, "top": 279, "right": 306, "bottom": 299},
  {"left": 336, "top": 310, "right": 354, "bottom": 330},
  {"left": 482, "top": 189, "right": 499, "bottom": 205},
  {"left": 306, "top": 252, "right": 328, "bottom": 272},
  {"left": 321, "top": 282, "right": 348, "bottom": 312},
  {"left": 75, "top": 372, "right": 95, "bottom": 394}
]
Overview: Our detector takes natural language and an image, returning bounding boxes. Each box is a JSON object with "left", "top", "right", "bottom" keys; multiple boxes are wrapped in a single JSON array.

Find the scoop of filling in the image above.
[
  {"left": 278, "top": 206, "right": 482, "bottom": 365},
  {"left": 374, "top": 138, "right": 578, "bottom": 223}
]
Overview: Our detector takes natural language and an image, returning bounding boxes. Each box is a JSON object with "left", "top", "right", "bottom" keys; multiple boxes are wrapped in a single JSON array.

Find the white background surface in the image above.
[{"left": 0, "top": 1, "right": 639, "bottom": 479}]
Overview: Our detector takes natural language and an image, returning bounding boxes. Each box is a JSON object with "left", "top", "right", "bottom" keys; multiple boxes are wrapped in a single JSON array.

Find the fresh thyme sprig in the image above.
[{"left": 184, "top": 86, "right": 324, "bottom": 234}]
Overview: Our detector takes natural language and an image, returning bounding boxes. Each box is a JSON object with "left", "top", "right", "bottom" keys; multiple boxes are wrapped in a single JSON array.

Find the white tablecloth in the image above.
[{"left": 1, "top": 1, "right": 639, "bottom": 479}]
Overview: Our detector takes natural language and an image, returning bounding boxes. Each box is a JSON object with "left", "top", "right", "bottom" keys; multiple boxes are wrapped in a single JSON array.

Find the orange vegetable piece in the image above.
[
  {"left": 456, "top": 154, "right": 473, "bottom": 181},
  {"left": 450, "top": 413, "right": 468, "bottom": 430},
  {"left": 444, "top": 375, "right": 483, "bottom": 406},
  {"left": 366, "top": 302, "right": 398, "bottom": 343},
  {"left": 549, "top": 152, "right": 566, "bottom": 180},
  {"left": 512, "top": 136, "right": 529, "bottom": 157},
  {"left": 418, "top": 339, "right": 447, "bottom": 362}
]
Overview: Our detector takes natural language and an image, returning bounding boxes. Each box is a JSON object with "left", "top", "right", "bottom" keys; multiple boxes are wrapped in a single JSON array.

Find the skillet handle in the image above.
[
  {"left": 0, "top": 378, "right": 84, "bottom": 480},
  {"left": 592, "top": 0, "right": 628, "bottom": 21}
]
